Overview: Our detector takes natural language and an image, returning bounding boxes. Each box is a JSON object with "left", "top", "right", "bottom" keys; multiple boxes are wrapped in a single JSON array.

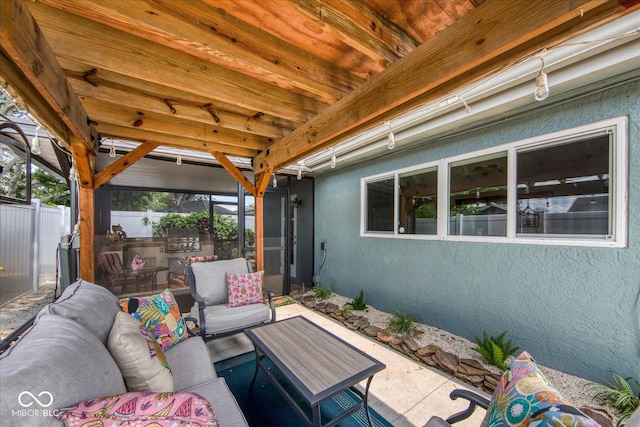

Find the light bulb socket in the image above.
[{"left": 109, "top": 144, "right": 116, "bottom": 158}]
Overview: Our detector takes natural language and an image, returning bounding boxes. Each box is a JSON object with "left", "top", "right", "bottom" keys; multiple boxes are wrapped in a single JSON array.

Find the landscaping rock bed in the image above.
[{"left": 291, "top": 290, "right": 617, "bottom": 427}]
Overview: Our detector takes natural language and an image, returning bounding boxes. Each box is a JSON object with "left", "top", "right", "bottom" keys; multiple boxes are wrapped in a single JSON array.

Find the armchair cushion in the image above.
[
  {"left": 190, "top": 303, "right": 271, "bottom": 336},
  {"left": 107, "top": 312, "right": 173, "bottom": 392},
  {"left": 227, "top": 270, "right": 265, "bottom": 307},
  {"left": 191, "top": 258, "right": 249, "bottom": 305},
  {"left": 120, "top": 289, "right": 188, "bottom": 351},
  {"left": 481, "top": 351, "right": 599, "bottom": 427}
]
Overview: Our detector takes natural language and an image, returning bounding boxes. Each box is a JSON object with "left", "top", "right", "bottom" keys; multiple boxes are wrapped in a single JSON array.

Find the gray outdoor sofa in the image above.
[{"left": 0, "top": 280, "right": 248, "bottom": 426}]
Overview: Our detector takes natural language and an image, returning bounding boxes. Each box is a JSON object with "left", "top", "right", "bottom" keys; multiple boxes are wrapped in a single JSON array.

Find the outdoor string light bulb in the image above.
[
  {"left": 31, "top": 126, "right": 41, "bottom": 155},
  {"left": 534, "top": 52, "right": 550, "bottom": 101},
  {"left": 176, "top": 150, "right": 182, "bottom": 165},
  {"left": 297, "top": 168, "right": 302, "bottom": 180},
  {"left": 68, "top": 162, "right": 77, "bottom": 181},
  {"left": 272, "top": 174, "right": 278, "bottom": 188},
  {"left": 330, "top": 149, "right": 336, "bottom": 169},
  {"left": 385, "top": 121, "right": 395, "bottom": 149},
  {"left": 109, "top": 139, "right": 116, "bottom": 158}
]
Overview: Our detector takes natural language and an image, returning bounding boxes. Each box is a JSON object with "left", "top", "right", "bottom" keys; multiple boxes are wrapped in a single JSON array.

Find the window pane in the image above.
[
  {"left": 449, "top": 153, "right": 507, "bottom": 236},
  {"left": 398, "top": 167, "right": 437, "bottom": 235},
  {"left": 366, "top": 178, "right": 394, "bottom": 232},
  {"left": 516, "top": 135, "right": 610, "bottom": 236}
]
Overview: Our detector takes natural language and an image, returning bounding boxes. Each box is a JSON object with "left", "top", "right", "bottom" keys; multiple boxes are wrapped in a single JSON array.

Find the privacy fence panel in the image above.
[{"left": 0, "top": 203, "right": 35, "bottom": 305}]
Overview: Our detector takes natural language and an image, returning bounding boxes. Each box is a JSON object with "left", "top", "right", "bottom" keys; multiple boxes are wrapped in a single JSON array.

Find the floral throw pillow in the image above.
[
  {"left": 226, "top": 270, "right": 264, "bottom": 307},
  {"left": 481, "top": 351, "right": 600, "bottom": 427},
  {"left": 55, "top": 391, "right": 218, "bottom": 426},
  {"left": 120, "top": 289, "right": 188, "bottom": 351}
]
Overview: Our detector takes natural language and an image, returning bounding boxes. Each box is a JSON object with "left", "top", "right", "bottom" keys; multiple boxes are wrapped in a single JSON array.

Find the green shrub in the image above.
[
  {"left": 388, "top": 311, "right": 418, "bottom": 336},
  {"left": 313, "top": 285, "right": 332, "bottom": 300},
  {"left": 473, "top": 330, "right": 519, "bottom": 371},
  {"left": 343, "top": 289, "right": 368, "bottom": 311},
  {"left": 592, "top": 370, "right": 640, "bottom": 426}
]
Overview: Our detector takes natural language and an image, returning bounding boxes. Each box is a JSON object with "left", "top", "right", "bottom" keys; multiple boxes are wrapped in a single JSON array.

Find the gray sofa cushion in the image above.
[
  {"left": 191, "top": 303, "right": 271, "bottom": 335},
  {"left": 38, "top": 280, "right": 121, "bottom": 344},
  {"left": 191, "top": 258, "right": 249, "bottom": 305},
  {"left": 185, "top": 377, "right": 248, "bottom": 427},
  {"left": 164, "top": 336, "right": 217, "bottom": 390},
  {"left": 0, "top": 314, "right": 126, "bottom": 427}
]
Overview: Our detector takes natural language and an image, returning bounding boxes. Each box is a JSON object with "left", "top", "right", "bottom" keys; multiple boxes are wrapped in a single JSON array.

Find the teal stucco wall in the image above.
[{"left": 314, "top": 80, "right": 640, "bottom": 382}]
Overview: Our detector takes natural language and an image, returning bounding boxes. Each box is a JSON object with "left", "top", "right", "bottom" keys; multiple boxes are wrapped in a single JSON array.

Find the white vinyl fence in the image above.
[{"left": 0, "top": 201, "right": 70, "bottom": 305}]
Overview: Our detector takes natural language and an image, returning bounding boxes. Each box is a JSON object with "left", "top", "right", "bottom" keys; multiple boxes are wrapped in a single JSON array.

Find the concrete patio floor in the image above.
[{"left": 207, "top": 302, "right": 488, "bottom": 427}]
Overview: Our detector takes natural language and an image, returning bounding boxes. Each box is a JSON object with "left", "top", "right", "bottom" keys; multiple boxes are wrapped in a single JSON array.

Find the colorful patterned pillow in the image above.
[
  {"left": 120, "top": 289, "right": 188, "bottom": 351},
  {"left": 226, "top": 270, "right": 264, "bottom": 307},
  {"left": 481, "top": 351, "right": 600, "bottom": 427},
  {"left": 55, "top": 391, "right": 218, "bottom": 426},
  {"left": 107, "top": 311, "right": 173, "bottom": 392}
]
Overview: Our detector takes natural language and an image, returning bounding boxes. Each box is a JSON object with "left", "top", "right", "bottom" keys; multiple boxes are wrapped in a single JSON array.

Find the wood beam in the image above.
[
  {"left": 70, "top": 141, "right": 94, "bottom": 188},
  {"left": 253, "top": 0, "right": 636, "bottom": 174},
  {"left": 255, "top": 170, "right": 273, "bottom": 198},
  {"left": 78, "top": 185, "right": 94, "bottom": 282},
  {"left": 81, "top": 99, "right": 273, "bottom": 152},
  {"left": 0, "top": 50, "right": 71, "bottom": 149},
  {"left": 0, "top": 0, "right": 96, "bottom": 152},
  {"left": 210, "top": 151, "right": 256, "bottom": 197},
  {"left": 96, "top": 123, "right": 258, "bottom": 158},
  {"left": 94, "top": 141, "right": 161, "bottom": 189}
]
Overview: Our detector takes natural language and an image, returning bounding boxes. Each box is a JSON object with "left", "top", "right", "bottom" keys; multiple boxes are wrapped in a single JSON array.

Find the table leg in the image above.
[
  {"left": 249, "top": 346, "right": 262, "bottom": 392},
  {"left": 364, "top": 376, "right": 374, "bottom": 427},
  {"left": 312, "top": 404, "right": 321, "bottom": 427}
]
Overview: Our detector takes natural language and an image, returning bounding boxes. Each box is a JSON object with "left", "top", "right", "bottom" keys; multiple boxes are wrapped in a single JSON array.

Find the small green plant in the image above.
[
  {"left": 388, "top": 310, "right": 418, "bottom": 336},
  {"left": 343, "top": 289, "right": 368, "bottom": 311},
  {"left": 313, "top": 285, "right": 332, "bottom": 300},
  {"left": 473, "top": 330, "right": 519, "bottom": 371},
  {"left": 592, "top": 370, "right": 640, "bottom": 426}
]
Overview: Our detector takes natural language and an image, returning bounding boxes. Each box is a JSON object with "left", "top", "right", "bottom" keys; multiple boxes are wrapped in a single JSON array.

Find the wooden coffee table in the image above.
[{"left": 245, "top": 316, "right": 386, "bottom": 427}]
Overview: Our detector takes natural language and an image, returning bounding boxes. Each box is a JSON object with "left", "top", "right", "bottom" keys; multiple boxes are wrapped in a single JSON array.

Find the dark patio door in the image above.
[{"left": 262, "top": 188, "right": 290, "bottom": 296}]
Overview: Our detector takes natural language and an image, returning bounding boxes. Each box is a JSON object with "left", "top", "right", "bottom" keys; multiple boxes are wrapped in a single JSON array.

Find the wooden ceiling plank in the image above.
[
  {"left": 253, "top": 0, "right": 634, "bottom": 174},
  {"left": 293, "top": 0, "right": 419, "bottom": 63},
  {"left": 97, "top": 123, "right": 258, "bottom": 158},
  {"left": 71, "top": 79, "right": 288, "bottom": 140},
  {"left": 211, "top": 151, "right": 257, "bottom": 197},
  {"left": 59, "top": 58, "right": 300, "bottom": 131},
  {"left": 27, "top": 2, "right": 325, "bottom": 124},
  {"left": 0, "top": 0, "right": 96, "bottom": 152},
  {"left": 209, "top": 0, "right": 385, "bottom": 80},
  {"left": 94, "top": 141, "right": 160, "bottom": 189},
  {"left": 81, "top": 98, "right": 272, "bottom": 151},
  {"left": 37, "top": 0, "right": 348, "bottom": 104}
]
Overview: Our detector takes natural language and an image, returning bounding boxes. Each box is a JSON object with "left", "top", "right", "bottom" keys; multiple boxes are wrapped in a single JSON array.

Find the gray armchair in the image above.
[
  {"left": 423, "top": 389, "right": 490, "bottom": 427},
  {"left": 188, "top": 257, "right": 276, "bottom": 341}
]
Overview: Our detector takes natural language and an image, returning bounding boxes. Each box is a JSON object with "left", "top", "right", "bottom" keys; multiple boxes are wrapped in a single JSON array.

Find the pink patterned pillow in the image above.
[
  {"left": 55, "top": 391, "right": 218, "bottom": 426},
  {"left": 226, "top": 270, "right": 265, "bottom": 307}
]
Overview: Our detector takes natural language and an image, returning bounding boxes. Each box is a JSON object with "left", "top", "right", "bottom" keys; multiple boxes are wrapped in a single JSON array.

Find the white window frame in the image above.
[{"left": 360, "top": 117, "right": 628, "bottom": 248}]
